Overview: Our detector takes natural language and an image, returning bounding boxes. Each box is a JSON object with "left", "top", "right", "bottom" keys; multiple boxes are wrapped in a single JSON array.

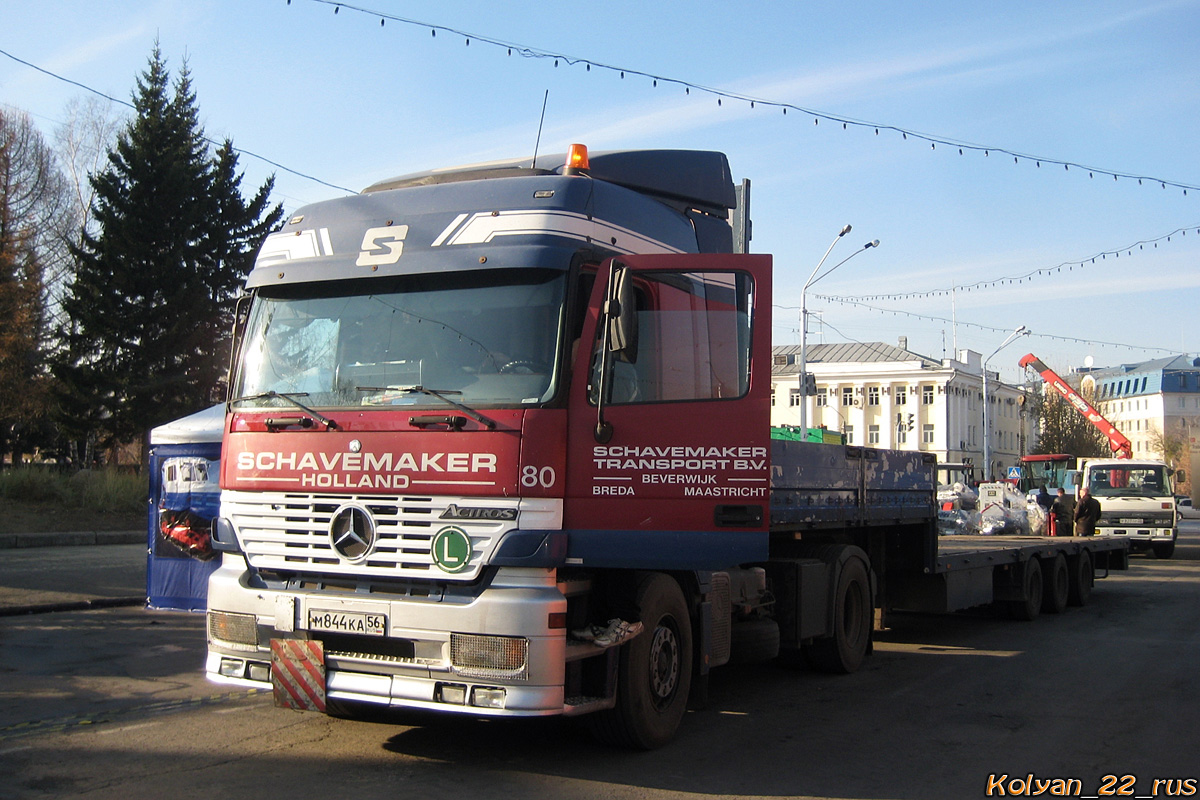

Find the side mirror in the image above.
[
  {"left": 606, "top": 265, "right": 638, "bottom": 363},
  {"left": 1177, "top": 469, "right": 1187, "bottom": 483}
]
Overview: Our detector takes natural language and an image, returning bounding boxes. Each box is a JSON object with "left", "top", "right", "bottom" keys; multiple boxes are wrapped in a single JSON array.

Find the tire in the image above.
[
  {"left": 587, "top": 573, "right": 693, "bottom": 750},
  {"left": 1153, "top": 541, "right": 1176, "bottom": 559},
  {"left": 802, "top": 556, "right": 872, "bottom": 674},
  {"left": 1067, "top": 549, "right": 1093, "bottom": 607},
  {"left": 1041, "top": 552, "right": 1069, "bottom": 614},
  {"left": 1007, "top": 557, "right": 1043, "bottom": 621}
]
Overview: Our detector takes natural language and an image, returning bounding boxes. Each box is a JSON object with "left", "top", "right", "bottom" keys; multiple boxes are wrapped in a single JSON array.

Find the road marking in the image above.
[
  {"left": 0, "top": 691, "right": 268, "bottom": 742},
  {"left": 98, "top": 722, "right": 160, "bottom": 735}
]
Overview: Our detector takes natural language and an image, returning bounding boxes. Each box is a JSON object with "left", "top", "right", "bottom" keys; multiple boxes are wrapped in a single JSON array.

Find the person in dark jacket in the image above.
[
  {"left": 1035, "top": 485, "right": 1054, "bottom": 511},
  {"left": 1074, "top": 487, "right": 1102, "bottom": 536},
  {"left": 1051, "top": 488, "right": 1072, "bottom": 537}
]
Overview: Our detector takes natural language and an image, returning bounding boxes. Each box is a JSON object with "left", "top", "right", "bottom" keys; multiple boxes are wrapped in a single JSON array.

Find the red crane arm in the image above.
[{"left": 1019, "top": 353, "right": 1132, "bottom": 459}]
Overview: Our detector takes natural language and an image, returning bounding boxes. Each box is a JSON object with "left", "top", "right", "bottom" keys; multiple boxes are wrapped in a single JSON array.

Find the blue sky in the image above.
[{"left": 4, "top": 0, "right": 1198, "bottom": 384}]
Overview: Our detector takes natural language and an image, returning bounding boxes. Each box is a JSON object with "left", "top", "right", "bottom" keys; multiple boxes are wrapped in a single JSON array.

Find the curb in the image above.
[
  {"left": 0, "top": 530, "right": 144, "bottom": 549},
  {"left": 0, "top": 596, "right": 146, "bottom": 617}
]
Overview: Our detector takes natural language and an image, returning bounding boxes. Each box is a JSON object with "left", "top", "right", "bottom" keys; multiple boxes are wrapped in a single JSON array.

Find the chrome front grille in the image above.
[{"left": 223, "top": 490, "right": 515, "bottom": 581}]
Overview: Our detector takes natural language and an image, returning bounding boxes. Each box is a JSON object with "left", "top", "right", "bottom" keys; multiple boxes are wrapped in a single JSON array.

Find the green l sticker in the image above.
[{"left": 432, "top": 526, "right": 472, "bottom": 573}]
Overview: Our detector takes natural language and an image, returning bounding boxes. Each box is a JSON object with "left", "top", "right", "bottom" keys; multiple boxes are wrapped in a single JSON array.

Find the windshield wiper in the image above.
[
  {"left": 356, "top": 385, "right": 497, "bottom": 430},
  {"left": 228, "top": 391, "right": 337, "bottom": 430}
]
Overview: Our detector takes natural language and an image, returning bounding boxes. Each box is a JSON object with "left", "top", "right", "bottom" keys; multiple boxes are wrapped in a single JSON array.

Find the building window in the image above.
[
  {"left": 770, "top": 388, "right": 776, "bottom": 407},
  {"left": 922, "top": 423, "right": 935, "bottom": 444},
  {"left": 897, "top": 428, "right": 907, "bottom": 444},
  {"left": 789, "top": 388, "right": 801, "bottom": 407},
  {"left": 895, "top": 386, "right": 907, "bottom": 405},
  {"left": 922, "top": 385, "right": 934, "bottom": 405},
  {"left": 867, "top": 386, "right": 880, "bottom": 406},
  {"left": 842, "top": 387, "right": 854, "bottom": 407},
  {"left": 868, "top": 424, "right": 880, "bottom": 444},
  {"left": 816, "top": 387, "right": 828, "bottom": 407},
  {"left": 844, "top": 425, "right": 854, "bottom": 444}
]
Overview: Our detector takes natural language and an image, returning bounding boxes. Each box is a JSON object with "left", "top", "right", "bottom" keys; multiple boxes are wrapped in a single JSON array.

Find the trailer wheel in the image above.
[
  {"left": 1041, "top": 552, "right": 1069, "bottom": 614},
  {"left": 587, "top": 572, "right": 692, "bottom": 750},
  {"left": 803, "top": 556, "right": 871, "bottom": 674},
  {"left": 1067, "top": 548, "right": 1093, "bottom": 607},
  {"left": 1007, "top": 557, "right": 1043, "bottom": 621}
]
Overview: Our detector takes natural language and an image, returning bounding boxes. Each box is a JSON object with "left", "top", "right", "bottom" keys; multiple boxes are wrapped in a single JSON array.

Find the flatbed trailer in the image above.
[
  {"left": 763, "top": 439, "right": 1129, "bottom": 648},
  {"left": 892, "top": 534, "right": 1128, "bottom": 619}
]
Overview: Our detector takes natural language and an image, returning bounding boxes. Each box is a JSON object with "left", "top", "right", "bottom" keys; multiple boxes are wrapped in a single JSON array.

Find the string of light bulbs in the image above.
[
  {"left": 819, "top": 224, "right": 1200, "bottom": 303},
  {"left": 781, "top": 297, "right": 1181, "bottom": 356},
  {"left": 292, "top": 0, "right": 1200, "bottom": 196}
]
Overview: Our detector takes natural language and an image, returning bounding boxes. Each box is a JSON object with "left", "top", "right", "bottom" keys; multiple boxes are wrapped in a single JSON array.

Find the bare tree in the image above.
[
  {"left": 0, "top": 107, "right": 69, "bottom": 465},
  {"left": 1147, "top": 422, "right": 1187, "bottom": 469},
  {"left": 49, "top": 96, "right": 124, "bottom": 332}
]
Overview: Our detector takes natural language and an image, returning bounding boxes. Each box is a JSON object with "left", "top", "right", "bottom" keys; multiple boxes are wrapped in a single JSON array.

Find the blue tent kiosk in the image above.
[{"left": 146, "top": 404, "right": 225, "bottom": 611}]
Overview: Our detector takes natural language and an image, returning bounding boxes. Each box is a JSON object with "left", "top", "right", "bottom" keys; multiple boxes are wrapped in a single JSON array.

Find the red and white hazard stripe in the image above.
[{"left": 271, "top": 639, "right": 326, "bottom": 713}]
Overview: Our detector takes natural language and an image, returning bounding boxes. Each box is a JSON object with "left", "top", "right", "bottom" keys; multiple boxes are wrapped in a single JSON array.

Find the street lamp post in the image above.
[
  {"left": 798, "top": 227, "right": 879, "bottom": 432},
  {"left": 982, "top": 325, "right": 1030, "bottom": 481}
]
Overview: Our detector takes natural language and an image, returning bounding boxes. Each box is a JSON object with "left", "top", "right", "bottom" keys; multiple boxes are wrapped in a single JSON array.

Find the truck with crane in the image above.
[
  {"left": 204, "top": 146, "right": 1131, "bottom": 748},
  {"left": 1019, "top": 353, "right": 1182, "bottom": 556}
]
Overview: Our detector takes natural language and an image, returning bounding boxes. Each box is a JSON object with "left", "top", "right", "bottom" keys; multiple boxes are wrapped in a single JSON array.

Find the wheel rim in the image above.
[{"left": 648, "top": 620, "right": 681, "bottom": 709}]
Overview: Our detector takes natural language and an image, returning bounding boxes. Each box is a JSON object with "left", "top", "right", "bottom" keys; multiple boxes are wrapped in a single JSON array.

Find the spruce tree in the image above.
[{"left": 54, "top": 45, "right": 281, "bottom": 460}]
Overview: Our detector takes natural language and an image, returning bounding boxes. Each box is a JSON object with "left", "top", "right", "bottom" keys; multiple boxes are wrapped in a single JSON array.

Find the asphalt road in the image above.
[{"left": 1, "top": 525, "right": 1199, "bottom": 799}]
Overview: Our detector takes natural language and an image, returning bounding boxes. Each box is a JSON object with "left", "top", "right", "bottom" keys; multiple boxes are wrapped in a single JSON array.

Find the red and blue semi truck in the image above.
[{"left": 205, "top": 145, "right": 1129, "bottom": 748}]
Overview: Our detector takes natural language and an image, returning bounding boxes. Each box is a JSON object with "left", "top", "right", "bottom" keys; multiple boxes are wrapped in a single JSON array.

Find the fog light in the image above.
[
  {"left": 209, "top": 611, "right": 258, "bottom": 650},
  {"left": 219, "top": 658, "right": 245, "bottom": 678},
  {"left": 438, "top": 683, "right": 468, "bottom": 705},
  {"left": 450, "top": 633, "right": 528, "bottom": 680},
  {"left": 471, "top": 687, "right": 506, "bottom": 709},
  {"left": 247, "top": 663, "right": 270, "bottom": 683}
]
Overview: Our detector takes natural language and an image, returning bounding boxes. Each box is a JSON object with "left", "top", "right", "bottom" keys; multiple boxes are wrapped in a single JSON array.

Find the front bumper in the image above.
[
  {"left": 1095, "top": 525, "right": 1176, "bottom": 546},
  {"left": 205, "top": 556, "right": 569, "bottom": 717}
]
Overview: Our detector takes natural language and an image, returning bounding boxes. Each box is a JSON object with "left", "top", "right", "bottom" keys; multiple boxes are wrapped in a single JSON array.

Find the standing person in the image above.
[
  {"left": 1036, "top": 484, "right": 1054, "bottom": 512},
  {"left": 1051, "top": 488, "right": 1072, "bottom": 537},
  {"left": 1074, "top": 486, "right": 1102, "bottom": 536}
]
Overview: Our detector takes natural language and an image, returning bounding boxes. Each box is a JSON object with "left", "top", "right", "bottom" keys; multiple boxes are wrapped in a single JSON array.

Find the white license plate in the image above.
[
  {"left": 307, "top": 609, "right": 386, "bottom": 636},
  {"left": 1119, "top": 518, "right": 1143, "bottom": 524}
]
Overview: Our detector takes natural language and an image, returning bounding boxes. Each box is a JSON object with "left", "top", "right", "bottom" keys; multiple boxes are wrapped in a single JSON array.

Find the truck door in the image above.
[{"left": 563, "top": 254, "right": 773, "bottom": 570}]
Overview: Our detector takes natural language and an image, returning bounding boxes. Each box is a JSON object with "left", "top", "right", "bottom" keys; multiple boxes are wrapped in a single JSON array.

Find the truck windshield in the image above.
[
  {"left": 234, "top": 269, "right": 567, "bottom": 409},
  {"left": 1087, "top": 465, "right": 1171, "bottom": 498}
]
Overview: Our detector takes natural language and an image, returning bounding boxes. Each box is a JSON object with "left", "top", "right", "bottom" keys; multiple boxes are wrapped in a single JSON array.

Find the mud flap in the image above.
[{"left": 271, "top": 639, "right": 326, "bottom": 713}]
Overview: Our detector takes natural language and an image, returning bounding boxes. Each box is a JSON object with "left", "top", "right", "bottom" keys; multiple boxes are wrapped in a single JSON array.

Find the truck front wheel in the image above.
[
  {"left": 1153, "top": 540, "right": 1176, "bottom": 559},
  {"left": 587, "top": 572, "right": 693, "bottom": 750}
]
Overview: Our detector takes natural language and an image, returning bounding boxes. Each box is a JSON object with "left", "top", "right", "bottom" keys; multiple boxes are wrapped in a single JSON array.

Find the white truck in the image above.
[{"left": 1079, "top": 458, "right": 1183, "bottom": 558}]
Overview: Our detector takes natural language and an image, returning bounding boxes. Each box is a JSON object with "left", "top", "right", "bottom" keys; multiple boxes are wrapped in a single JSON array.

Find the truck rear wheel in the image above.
[
  {"left": 802, "top": 556, "right": 871, "bottom": 674},
  {"left": 1041, "top": 552, "right": 1069, "bottom": 614},
  {"left": 587, "top": 572, "right": 693, "bottom": 750},
  {"left": 1153, "top": 541, "right": 1176, "bottom": 559},
  {"left": 1007, "top": 557, "right": 1043, "bottom": 621},
  {"left": 1067, "top": 549, "right": 1093, "bottom": 606}
]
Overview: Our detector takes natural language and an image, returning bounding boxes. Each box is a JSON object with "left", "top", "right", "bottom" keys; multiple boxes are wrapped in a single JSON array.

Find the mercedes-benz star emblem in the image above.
[{"left": 330, "top": 505, "right": 376, "bottom": 561}]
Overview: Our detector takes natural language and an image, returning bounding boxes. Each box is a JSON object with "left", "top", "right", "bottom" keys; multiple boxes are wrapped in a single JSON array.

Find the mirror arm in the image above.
[{"left": 594, "top": 261, "right": 621, "bottom": 443}]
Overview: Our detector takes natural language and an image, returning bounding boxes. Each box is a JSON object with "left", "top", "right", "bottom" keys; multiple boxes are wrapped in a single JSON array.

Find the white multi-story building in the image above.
[
  {"left": 1084, "top": 355, "right": 1200, "bottom": 498},
  {"left": 770, "top": 339, "right": 1031, "bottom": 481}
]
